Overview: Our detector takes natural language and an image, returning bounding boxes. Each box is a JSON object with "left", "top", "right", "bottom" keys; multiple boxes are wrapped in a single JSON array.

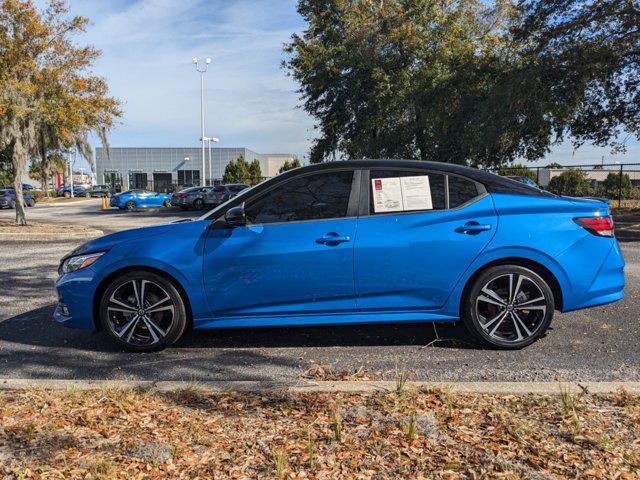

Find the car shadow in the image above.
[{"left": 0, "top": 304, "right": 481, "bottom": 352}]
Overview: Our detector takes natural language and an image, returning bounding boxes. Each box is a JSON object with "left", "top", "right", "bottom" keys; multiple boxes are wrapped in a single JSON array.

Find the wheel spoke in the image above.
[
  {"left": 481, "top": 310, "right": 508, "bottom": 331},
  {"left": 146, "top": 295, "right": 171, "bottom": 311},
  {"left": 142, "top": 317, "right": 161, "bottom": 343},
  {"left": 515, "top": 304, "right": 546, "bottom": 312},
  {"left": 488, "top": 312, "right": 508, "bottom": 336},
  {"left": 515, "top": 296, "right": 545, "bottom": 307},
  {"left": 116, "top": 315, "right": 139, "bottom": 339},
  {"left": 481, "top": 286, "right": 507, "bottom": 306},
  {"left": 512, "top": 275, "right": 524, "bottom": 303},
  {"left": 510, "top": 313, "right": 524, "bottom": 341},
  {"left": 144, "top": 315, "right": 167, "bottom": 337},
  {"left": 512, "top": 311, "right": 533, "bottom": 337},
  {"left": 477, "top": 295, "right": 505, "bottom": 308},
  {"left": 108, "top": 297, "right": 137, "bottom": 312},
  {"left": 131, "top": 280, "right": 142, "bottom": 308},
  {"left": 147, "top": 305, "right": 174, "bottom": 315},
  {"left": 140, "top": 280, "right": 147, "bottom": 308}
]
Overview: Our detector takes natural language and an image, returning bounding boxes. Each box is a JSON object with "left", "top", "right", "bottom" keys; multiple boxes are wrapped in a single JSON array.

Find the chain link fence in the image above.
[{"left": 494, "top": 163, "right": 640, "bottom": 208}]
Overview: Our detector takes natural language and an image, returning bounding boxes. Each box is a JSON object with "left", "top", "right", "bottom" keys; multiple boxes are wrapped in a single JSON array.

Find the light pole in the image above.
[
  {"left": 193, "top": 56, "right": 211, "bottom": 186},
  {"left": 202, "top": 136, "right": 220, "bottom": 185}
]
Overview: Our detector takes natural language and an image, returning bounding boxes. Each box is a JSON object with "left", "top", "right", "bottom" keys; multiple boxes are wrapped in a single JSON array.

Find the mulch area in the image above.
[
  {"left": 0, "top": 220, "right": 98, "bottom": 235},
  {"left": 0, "top": 387, "right": 638, "bottom": 479}
]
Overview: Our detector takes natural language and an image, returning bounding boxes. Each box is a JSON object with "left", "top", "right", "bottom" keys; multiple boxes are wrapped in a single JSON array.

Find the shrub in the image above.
[{"left": 547, "top": 169, "right": 592, "bottom": 197}]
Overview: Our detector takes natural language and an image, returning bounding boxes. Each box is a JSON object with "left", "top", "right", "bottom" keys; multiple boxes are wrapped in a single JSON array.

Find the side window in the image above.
[
  {"left": 245, "top": 171, "right": 354, "bottom": 225},
  {"left": 369, "top": 170, "right": 446, "bottom": 214},
  {"left": 448, "top": 176, "right": 479, "bottom": 208}
]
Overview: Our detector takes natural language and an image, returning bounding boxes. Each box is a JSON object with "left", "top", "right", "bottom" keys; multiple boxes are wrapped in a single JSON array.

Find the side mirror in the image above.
[{"left": 224, "top": 204, "right": 246, "bottom": 227}]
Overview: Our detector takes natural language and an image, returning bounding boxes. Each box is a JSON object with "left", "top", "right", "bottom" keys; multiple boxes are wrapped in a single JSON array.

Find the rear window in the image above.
[
  {"left": 229, "top": 185, "right": 247, "bottom": 192},
  {"left": 180, "top": 187, "right": 200, "bottom": 193},
  {"left": 213, "top": 186, "right": 226, "bottom": 192},
  {"left": 448, "top": 176, "right": 479, "bottom": 208}
]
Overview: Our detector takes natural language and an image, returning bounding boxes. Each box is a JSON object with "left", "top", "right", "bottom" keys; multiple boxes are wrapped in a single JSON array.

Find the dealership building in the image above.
[{"left": 95, "top": 147, "right": 297, "bottom": 191}]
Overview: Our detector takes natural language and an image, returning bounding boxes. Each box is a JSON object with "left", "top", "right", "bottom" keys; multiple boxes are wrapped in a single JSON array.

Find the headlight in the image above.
[{"left": 59, "top": 252, "right": 105, "bottom": 275}]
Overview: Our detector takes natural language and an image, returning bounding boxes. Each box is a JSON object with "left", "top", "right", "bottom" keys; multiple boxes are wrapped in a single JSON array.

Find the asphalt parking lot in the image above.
[{"left": 0, "top": 200, "right": 639, "bottom": 383}]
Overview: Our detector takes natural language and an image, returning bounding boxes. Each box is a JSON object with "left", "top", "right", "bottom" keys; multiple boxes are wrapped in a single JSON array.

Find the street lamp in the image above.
[
  {"left": 193, "top": 56, "right": 212, "bottom": 186},
  {"left": 201, "top": 136, "right": 220, "bottom": 185}
]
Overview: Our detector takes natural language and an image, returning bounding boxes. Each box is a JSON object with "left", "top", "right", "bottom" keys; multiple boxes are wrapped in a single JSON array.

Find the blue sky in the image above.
[{"left": 56, "top": 0, "right": 639, "bottom": 169}]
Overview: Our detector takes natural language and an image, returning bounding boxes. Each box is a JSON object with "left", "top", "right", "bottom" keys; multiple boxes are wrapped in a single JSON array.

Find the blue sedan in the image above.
[
  {"left": 109, "top": 189, "right": 171, "bottom": 211},
  {"left": 55, "top": 160, "right": 625, "bottom": 351}
]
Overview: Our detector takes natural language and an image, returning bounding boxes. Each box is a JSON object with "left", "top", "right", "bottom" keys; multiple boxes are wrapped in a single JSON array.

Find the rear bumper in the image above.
[{"left": 562, "top": 241, "right": 625, "bottom": 312}]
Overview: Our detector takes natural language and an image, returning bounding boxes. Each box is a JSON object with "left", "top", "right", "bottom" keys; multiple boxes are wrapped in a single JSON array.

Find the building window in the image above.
[
  {"left": 104, "top": 172, "right": 122, "bottom": 189},
  {"left": 178, "top": 170, "right": 201, "bottom": 186}
]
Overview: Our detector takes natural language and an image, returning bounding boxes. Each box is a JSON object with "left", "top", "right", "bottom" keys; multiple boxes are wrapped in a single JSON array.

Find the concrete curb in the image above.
[{"left": 0, "top": 379, "right": 638, "bottom": 395}]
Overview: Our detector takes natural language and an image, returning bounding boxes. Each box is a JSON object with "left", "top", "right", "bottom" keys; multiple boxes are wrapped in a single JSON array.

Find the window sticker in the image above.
[
  {"left": 400, "top": 176, "right": 433, "bottom": 211},
  {"left": 371, "top": 175, "right": 433, "bottom": 213},
  {"left": 372, "top": 177, "right": 403, "bottom": 212}
]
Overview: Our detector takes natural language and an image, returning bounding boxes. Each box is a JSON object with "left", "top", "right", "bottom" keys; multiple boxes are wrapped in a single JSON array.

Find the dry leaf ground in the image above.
[{"left": 0, "top": 387, "right": 638, "bottom": 479}]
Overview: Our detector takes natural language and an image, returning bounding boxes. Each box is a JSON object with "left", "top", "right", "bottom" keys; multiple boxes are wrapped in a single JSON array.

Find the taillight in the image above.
[
  {"left": 178, "top": 193, "right": 188, "bottom": 198},
  {"left": 574, "top": 216, "right": 615, "bottom": 237}
]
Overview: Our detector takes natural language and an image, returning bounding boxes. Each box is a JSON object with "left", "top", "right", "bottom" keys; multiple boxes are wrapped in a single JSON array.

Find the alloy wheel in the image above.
[
  {"left": 105, "top": 279, "right": 175, "bottom": 347},
  {"left": 475, "top": 273, "right": 548, "bottom": 344}
]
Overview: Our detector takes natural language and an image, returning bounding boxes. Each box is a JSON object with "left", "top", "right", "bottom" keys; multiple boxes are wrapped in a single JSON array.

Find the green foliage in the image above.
[
  {"left": 547, "top": 169, "right": 592, "bottom": 197},
  {"left": 223, "top": 155, "right": 262, "bottom": 186},
  {"left": 286, "top": 0, "right": 639, "bottom": 166},
  {"left": 248, "top": 159, "right": 262, "bottom": 186},
  {"left": 278, "top": 158, "right": 302, "bottom": 174},
  {"left": 518, "top": 0, "right": 640, "bottom": 154},
  {"left": 545, "top": 163, "right": 563, "bottom": 169},
  {"left": 498, "top": 164, "right": 537, "bottom": 181},
  {"left": 0, "top": 0, "right": 121, "bottom": 225},
  {"left": 601, "top": 172, "right": 633, "bottom": 200},
  {"left": 286, "top": 0, "right": 529, "bottom": 166}
]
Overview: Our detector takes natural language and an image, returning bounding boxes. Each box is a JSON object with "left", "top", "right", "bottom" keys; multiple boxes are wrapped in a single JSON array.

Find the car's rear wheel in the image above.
[
  {"left": 26, "top": 199, "right": 35, "bottom": 207},
  {"left": 125, "top": 200, "right": 136, "bottom": 211},
  {"left": 163, "top": 199, "right": 171, "bottom": 207},
  {"left": 99, "top": 271, "right": 188, "bottom": 351},
  {"left": 462, "top": 265, "right": 554, "bottom": 349},
  {"left": 63, "top": 191, "right": 71, "bottom": 198},
  {"left": 193, "top": 198, "right": 204, "bottom": 210}
]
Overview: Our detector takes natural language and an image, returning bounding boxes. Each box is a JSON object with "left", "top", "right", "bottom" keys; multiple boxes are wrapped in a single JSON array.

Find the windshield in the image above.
[
  {"left": 198, "top": 182, "right": 262, "bottom": 221},
  {"left": 179, "top": 187, "right": 200, "bottom": 193}
]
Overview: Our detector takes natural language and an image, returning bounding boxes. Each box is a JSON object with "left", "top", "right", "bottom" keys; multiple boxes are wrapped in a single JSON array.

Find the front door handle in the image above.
[
  {"left": 455, "top": 222, "right": 492, "bottom": 235},
  {"left": 316, "top": 232, "right": 351, "bottom": 245}
]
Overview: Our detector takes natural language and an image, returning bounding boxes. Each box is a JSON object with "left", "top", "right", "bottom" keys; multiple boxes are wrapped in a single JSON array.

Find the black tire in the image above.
[
  {"left": 99, "top": 271, "right": 188, "bottom": 351},
  {"left": 125, "top": 201, "right": 136, "bottom": 211},
  {"left": 26, "top": 199, "right": 35, "bottom": 207},
  {"left": 63, "top": 191, "right": 71, "bottom": 198},
  {"left": 462, "top": 265, "right": 554, "bottom": 349},
  {"left": 193, "top": 198, "right": 204, "bottom": 210},
  {"left": 163, "top": 199, "right": 171, "bottom": 207},
  {"left": 106, "top": 192, "right": 112, "bottom": 198}
]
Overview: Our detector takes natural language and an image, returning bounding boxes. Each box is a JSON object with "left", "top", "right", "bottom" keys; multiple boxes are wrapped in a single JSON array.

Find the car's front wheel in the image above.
[
  {"left": 125, "top": 201, "right": 136, "bottom": 211},
  {"left": 462, "top": 265, "right": 554, "bottom": 349},
  {"left": 99, "top": 271, "right": 188, "bottom": 351}
]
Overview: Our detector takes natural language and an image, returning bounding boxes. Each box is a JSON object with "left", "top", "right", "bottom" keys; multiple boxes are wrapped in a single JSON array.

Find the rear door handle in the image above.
[
  {"left": 455, "top": 222, "right": 492, "bottom": 235},
  {"left": 316, "top": 232, "right": 351, "bottom": 245}
]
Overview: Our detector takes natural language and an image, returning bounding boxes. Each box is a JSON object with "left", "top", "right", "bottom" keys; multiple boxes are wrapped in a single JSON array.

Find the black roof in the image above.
[{"left": 284, "top": 159, "right": 551, "bottom": 197}]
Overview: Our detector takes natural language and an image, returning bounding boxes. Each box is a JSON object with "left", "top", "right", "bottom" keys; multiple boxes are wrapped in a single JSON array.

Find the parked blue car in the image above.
[
  {"left": 55, "top": 160, "right": 625, "bottom": 351},
  {"left": 109, "top": 189, "right": 172, "bottom": 211}
]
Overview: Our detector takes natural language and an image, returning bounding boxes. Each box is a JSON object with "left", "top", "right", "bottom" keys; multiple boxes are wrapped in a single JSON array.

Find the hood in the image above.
[{"left": 62, "top": 222, "right": 179, "bottom": 260}]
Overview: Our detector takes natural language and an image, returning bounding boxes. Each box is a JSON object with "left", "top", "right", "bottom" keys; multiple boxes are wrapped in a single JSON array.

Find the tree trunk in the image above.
[{"left": 11, "top": 138, "right": 28, "bottom": 226}]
